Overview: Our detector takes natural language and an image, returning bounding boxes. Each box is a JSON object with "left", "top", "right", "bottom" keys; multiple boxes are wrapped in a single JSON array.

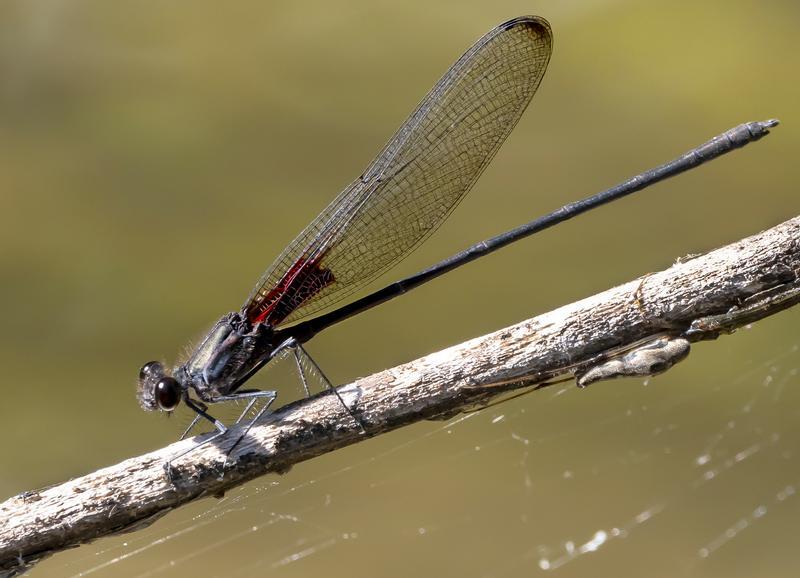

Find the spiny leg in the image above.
[
  {"left": 179, "top": 414, "right": 203, "bottom": 441},
  {"left": 220, "top": 390, "right": 278, "bottom": 464},
  {"left": 212, "top": 389, "right": 278, "bottom": 425},
  {"left": 166, "top": 397, "right": 228, "bottom": 476},
  {"left": 293, "top": 349, "right": 312, "bottom": 398},
  {"left": 178, "top": 394, "right": 258, "bottom": 442},
  {"left": 278, "top": 338, "right": 365, "bottom": 433},
  {"left": 167, "top": 390, "right": 277, "bottom": 476}
]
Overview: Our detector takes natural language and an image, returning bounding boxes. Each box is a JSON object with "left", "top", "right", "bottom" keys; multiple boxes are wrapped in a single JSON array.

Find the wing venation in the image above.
[{"left": 245, "top": 16, "right": 552, "bottom": 326}]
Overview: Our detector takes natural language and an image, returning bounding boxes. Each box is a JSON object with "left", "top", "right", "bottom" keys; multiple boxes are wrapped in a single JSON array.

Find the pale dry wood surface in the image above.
[{"left": 1, "top": 216, "right": 799, "bottom": 577}]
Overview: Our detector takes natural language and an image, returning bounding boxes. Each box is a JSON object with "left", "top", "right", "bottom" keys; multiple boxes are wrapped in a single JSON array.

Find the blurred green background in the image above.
[{"left": 2, "top": 0, "right": 799, "bottom": 576}]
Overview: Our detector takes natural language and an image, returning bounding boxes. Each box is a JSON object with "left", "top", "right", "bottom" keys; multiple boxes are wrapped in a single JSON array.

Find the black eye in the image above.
[
  {"left": 139, "top": 361, "right": 163, "bottom": 383},
  {"left": 155, "top": 377, "right": 181, "bottom": 411}
]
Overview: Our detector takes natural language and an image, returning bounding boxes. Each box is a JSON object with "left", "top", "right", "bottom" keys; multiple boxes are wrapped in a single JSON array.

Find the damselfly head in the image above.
[{"left": 137, "top": 360, "right": 182, "bottom": 412}]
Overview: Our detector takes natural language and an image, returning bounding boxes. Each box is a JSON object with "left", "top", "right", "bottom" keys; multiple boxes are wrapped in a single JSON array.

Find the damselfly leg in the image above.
[
  {"left": 273, "top": 338, "right": 366, "bottom": 433},
  {"left": 166, "top": 389, "right": 277, "bottom": 473}
]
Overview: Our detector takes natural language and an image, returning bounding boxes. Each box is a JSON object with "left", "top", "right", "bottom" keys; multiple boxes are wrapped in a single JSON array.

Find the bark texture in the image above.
[{"left": 1, "top": 216, "right": 798, "bottom": 577}]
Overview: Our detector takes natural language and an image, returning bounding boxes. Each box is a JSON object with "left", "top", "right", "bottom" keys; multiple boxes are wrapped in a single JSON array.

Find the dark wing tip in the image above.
[{"left": 499, "top": 15, "right": 552, "bottom": 38}]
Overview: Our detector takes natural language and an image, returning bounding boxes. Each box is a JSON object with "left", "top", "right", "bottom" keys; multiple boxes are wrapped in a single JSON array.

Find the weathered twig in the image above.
[{"left": 2, "top": 216, "right": 799, "bottom": 576}]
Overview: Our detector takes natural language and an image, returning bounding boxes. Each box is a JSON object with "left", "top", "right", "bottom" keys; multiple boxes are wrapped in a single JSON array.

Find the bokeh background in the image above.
[{"left": 2, "top": 0, "right": 799, "bottom": 576}]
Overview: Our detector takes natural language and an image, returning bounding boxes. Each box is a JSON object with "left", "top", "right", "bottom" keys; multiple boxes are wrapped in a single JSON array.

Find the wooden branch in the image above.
[{"left": 2, "top": 216, "right": 799, "bottom": 576}]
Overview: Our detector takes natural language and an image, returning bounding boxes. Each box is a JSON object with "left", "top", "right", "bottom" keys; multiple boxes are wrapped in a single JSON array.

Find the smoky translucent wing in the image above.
[{"left": 244, "top": 16, "right": 552, "bottom": 327}]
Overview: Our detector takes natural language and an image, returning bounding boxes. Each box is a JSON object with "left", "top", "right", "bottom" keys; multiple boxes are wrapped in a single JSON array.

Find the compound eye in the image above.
[
  {"left": 155, "top": 377, "right": 181, "bottom": 411},
  {"left": 139, "top": 361, "right": 164, "bottom": 383}
]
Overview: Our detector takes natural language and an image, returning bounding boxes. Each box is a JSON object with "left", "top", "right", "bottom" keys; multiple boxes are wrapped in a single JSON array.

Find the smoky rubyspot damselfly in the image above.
[{"left": 136, "top": 15, "right": 777, "bottom": 467}]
